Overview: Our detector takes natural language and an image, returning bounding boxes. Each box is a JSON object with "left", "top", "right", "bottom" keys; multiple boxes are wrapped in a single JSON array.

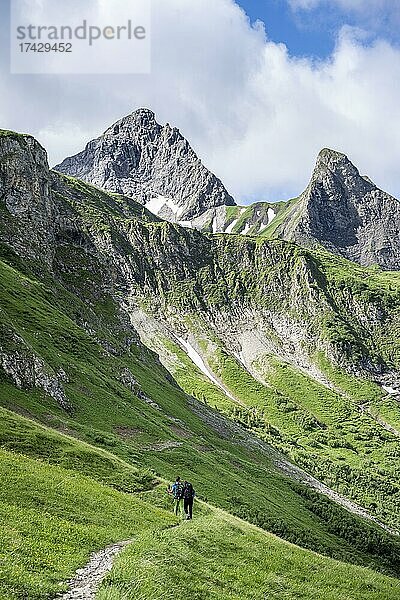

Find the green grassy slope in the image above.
[
  {"left": 260, "top": 196, "right": 301, "bottom": 238},
  {"left": 130, "top": 230, "right": 400, "bottom": 534},
  {"left": 0, "top": 406, "right": 154, "bottom": 492},
  {"left": 156, "top": 320, "right": 400, "bottom": 532},
  {"left": 229, "top": 203, "right": 283, "bottom": 234},
  {"left": 1, "top": 133, "right": 400, "bottom": 596},
  {"left": 98, "top": 503, "right": 400, "bottom": 600},
  {"left": 1, "top": 432, "right": 400, "bottom": 600},
  {"left": 0, "top": 448, "right": 176, "bottom": 600},
  {"left": 1, "top": 250, "right": 400, "bottom": 578}
]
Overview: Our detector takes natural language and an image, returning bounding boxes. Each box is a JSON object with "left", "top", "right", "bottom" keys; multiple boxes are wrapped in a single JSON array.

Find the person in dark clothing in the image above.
[{"left": 182, "top": 480, "right": 195, "bottom": 519}]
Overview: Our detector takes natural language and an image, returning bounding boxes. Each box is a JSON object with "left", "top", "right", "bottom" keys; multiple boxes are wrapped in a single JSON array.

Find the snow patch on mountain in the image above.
[
  {"left": 178, "top": 220, "right": 193, "bottom": 228},
  {"left": 382, "top": 385, "right": 399, "bottom": 395},
  {"left": 259, "top": 208, "right": 276, "bottom": 232},
  {"left": 177, "top": 337, "right": 236, "bottom": 402},
  {"left": 146, "top": 195, "right": 181, "bottom": 220},
  {"left": 225, "top": 219, "right": 238, "bottom": 234},
  {"left": 268, "top": 207, "right": 276, "bottom": 223}
]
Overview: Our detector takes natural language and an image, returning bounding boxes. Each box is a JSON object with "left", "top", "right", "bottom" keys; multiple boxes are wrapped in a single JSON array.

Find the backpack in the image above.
[
  {"left": 183, "top": 482, "right": 194, "bottom": 499},
  {"left": 173, "top": 482, "right": 184, "bottom": 499}
]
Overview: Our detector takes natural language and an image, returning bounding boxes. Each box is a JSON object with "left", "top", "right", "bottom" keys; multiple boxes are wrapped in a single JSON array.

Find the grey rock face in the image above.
[
  {"left": 0, "top": 329, "right": 72, "bottom": 412},
  {"left": 275, "top": 149, "right": 400, "bottom": 269},
  {"left": 0, "top": 133, "right": 56, "bottom": 265},
  {"left": 55, "top": 108, "right": 235, "bottom": 220}
]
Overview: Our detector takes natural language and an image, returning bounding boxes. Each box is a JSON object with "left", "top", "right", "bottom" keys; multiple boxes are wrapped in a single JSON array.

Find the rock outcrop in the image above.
[
  {"left": 0, "top": 132, "right": 56, "bottom": 265},
  {"left": 55, "top": 108, "right": 235, "bottom": 221},
  {"left": 273, "top": 149, "right": 400, "bottom": 269},
  {"left": 0, "top": 327, "right": 72, "bottom": 412}
]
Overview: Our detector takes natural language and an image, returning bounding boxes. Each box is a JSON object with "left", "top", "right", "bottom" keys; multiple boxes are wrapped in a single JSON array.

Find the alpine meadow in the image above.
[{"left": 0, "top": 100, "right": 399, "bottom": 599}]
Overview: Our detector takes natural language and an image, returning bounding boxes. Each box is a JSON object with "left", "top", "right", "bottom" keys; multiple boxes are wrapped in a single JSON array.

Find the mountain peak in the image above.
[
  {"left": 55, "top": 109, "right": 235, "bottom": 220},
  {"left": 103, "top": 108, "right": 159, "bottom": 138},
  {"left": 317, "top": 147, "right": 347, "bottom": 162},
  {"left": 121, "top": 107, "right": 157, "bottom": 126},
  {"left": 313, "top": 148, "right": 360, "bottom": 182},
  {"left": 273, "top": 147, "right": 400, "bottom": 269},
  {"left": 132, "top": 107, "right": 156, "bottom": 119}
]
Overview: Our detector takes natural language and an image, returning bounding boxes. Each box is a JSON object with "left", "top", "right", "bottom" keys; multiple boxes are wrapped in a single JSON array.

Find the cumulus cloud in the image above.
[{"left": 1, "top": 0, "right": 400, "bottom": 203}]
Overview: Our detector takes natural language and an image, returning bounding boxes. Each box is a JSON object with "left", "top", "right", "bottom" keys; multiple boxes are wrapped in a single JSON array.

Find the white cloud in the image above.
[{"left": 1, "top": 0, "right": 400, "bottom": 203}]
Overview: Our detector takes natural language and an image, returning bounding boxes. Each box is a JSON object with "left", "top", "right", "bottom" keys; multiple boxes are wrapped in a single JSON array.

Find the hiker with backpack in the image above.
[
  {"left": 182, "top": 480, "right": 195, "bottom": 520},
  {"left": 167, "top": 476, "right": 184, "bottom": 516}
]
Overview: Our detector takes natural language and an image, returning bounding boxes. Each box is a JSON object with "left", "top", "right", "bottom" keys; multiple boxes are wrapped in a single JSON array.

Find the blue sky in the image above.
[
  {"left": 236, "top": 0, "right": 335, "bottom": 58},
  {"left": 236, "top": 0, "right": 400, "bottom": 58}
]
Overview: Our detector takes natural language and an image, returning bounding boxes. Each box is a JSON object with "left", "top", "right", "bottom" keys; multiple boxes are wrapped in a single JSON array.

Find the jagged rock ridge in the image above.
[
  {"left": 55, "top": 109, "right": 400, "bottom": 270},
  {"left": 273, "top": 149, "right": 400, "bottom": 270},
  {"left": 55, "top": 108, "right": 235, "bottom": 221}
]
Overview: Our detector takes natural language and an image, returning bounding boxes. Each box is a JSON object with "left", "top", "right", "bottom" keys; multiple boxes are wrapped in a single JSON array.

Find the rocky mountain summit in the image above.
[
  {"left": 56, "top": 109, "right": 400, "bottom": 270},
  {"left": 196, "top": 148, "right": 400, "bottom": 271},
  {"left": 192, "top": 147, "right": 400, "bottom": 271},
  {"left": 273, "top": 149, "right": 400, "bottom": 270},
  {"left": 55, "top": 108, "right": 235, "bottom": 221}
]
